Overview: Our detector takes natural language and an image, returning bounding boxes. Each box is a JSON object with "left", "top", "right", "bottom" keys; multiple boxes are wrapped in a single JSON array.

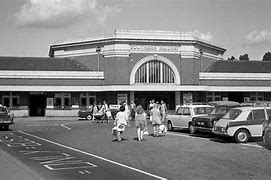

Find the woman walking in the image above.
[
  {"left": 150, "top": 103, "right": 162, "bottom": 137},
  {"left": 135, "top": 105, "right": 147, "bottom": 142},
  {"left": 113, "top": 105, "right": 129, "bottom": 142}
]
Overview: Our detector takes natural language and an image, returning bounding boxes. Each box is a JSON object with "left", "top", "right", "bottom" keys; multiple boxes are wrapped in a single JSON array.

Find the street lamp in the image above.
[
  {"left": 96, "top": 46, "right": 101, "bottom": 71},
  {"left": 199, "top": 49, "right": 203, "bottom": 72}
]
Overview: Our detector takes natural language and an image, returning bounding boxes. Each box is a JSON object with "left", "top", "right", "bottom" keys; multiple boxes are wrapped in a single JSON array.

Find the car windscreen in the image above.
[
  {"left": 222, "top": 109, "right": 242, "bottom": 120},
  {"left": 194, "top": 107, "right": 213, "bottom": 115},
  {"left": 210, "top": 106, "right": 228, "bottom": 115}
]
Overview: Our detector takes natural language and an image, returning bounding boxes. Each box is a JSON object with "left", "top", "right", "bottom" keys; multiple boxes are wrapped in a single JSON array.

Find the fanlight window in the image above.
[{"left": 135, "top": 60, "right": 175, "bottom": 84}]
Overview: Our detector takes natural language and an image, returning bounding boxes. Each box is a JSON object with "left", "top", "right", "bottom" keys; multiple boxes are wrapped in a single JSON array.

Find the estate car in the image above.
[
  {"left": 212, "top": 106, "right": 271, "bottom": 143},
  {"left": 191, "top": 101, "right": 240, "bottom": 134},
  {"left": 166, "top": 104, "right": 213, "bottom": 133}
]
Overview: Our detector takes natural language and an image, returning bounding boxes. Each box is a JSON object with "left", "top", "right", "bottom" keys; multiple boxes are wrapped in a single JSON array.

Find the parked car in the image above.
[
  {"left": 263, "top": 116, "right": 271, "bottom": 149},
  {"left": 166, "top": 104, "right": 213, "bottom": 133},
  {"left": 212, "top": 106, "right": 271, "bottom": 143},
  {"left": 0, "top": 105, "right": 13, "bottom": 130},
  {"left": 78, "top": 105, "right": 120, "bottom": 121},
  {"left": 190, "top": 101, "right": 240, "bottom": 134},
  {"left": 78, "top": 107, "right": 93, "bottom": 120}
]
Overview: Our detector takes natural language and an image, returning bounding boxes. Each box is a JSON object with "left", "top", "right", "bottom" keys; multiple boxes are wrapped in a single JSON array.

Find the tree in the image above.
[
  {"left": 262, "top": 52, "right": 271, "bottom": 61},
  {"left": 227, "top": 56, "right": 236, "bottom": 60},
  {"left": 239, "top": 54, "right": 249, "bottom": 61}
]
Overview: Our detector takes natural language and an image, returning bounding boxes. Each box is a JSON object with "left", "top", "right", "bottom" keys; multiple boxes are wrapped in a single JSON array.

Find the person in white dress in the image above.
[{"left": 114, "top": 106, "right": 130, "bottom": 142}]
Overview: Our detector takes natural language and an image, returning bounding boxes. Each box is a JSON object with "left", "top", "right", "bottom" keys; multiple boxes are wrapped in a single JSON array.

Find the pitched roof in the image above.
[
  {"left": 0, "top": 56, "right": 91, "bottom": 71},
  {"left": 206, "top": 60, "right": 271, "bottom": 73}
]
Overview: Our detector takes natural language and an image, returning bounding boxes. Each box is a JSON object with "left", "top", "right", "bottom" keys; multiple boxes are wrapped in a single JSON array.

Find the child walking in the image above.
[
  {"left": 113, "top": 105, "right": 129, "bottom": 142},
  {"left": 135, "top": 105, "right": 147, "bottom": 142}
]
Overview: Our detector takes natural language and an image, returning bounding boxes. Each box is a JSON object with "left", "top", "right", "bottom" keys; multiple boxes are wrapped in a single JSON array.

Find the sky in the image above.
[{"left": 0, "top": 0, "right": 271, "bottom": 60}]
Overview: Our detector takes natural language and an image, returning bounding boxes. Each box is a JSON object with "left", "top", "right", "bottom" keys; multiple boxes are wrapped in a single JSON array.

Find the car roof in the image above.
[
  {"left": 231, "top": 106, "right": 271, "bottom": 111},
  {"left": 241, "top": 101, "right": 271, "bottom": 107},
  {"left": 207, "top": 101, "right": 240, "bottom": 107},
  {"left": 180, "top": 104, "right": 213, "bottom": 108}
]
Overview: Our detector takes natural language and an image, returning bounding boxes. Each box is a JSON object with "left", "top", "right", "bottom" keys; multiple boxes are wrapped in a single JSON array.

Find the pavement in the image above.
[{"left": 0, "top": 116, "right": 75, "bottom": 180}]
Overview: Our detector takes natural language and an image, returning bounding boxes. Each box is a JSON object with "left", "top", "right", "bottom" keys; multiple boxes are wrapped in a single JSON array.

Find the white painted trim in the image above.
[
  {"left": 1, "top": 85, "right": 271, "bottom": 92},
  {"left": 0, "top": 71, "right": 104, "bottom": 79},
  {"left": 200, "top": 72, "right": 271, "bottom": 80},
  {"left": 130, "top": 55, "right": 181, "bottom": 85}
]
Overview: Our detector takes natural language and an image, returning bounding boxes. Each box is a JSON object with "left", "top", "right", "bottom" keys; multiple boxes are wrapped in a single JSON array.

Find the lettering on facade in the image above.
[{"left": 130, "top": 45, "right": 179, "bottom": 52}]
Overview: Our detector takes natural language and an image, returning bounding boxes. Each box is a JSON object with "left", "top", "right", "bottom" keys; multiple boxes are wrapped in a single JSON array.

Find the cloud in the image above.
[
  {"left": 194, "top": 30, "right": 213, "bottom": 42},
  {"left": 245, "top": 30, "right": 271, "bottom": 46},
  {"left": 15, "top": 0, "right": 121, "bottom": 28}
]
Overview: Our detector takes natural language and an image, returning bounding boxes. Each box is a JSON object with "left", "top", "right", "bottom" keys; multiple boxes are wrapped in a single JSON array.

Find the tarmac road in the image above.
[{"left": 0, "top": 117, "right": 271, "bottom": 180}]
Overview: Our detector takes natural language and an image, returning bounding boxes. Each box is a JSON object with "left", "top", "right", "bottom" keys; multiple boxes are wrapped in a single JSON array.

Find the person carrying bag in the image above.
[{"left": 112, "top": 105, "right": 129, "bottom": 142}]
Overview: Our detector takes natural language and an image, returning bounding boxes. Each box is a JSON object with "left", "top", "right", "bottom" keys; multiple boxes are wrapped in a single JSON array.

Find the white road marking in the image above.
[
  {"left": 240, "top": 143, "right": 262, "bottom": 149},
  {"left": 19, "top": 131, "right": 167, "bottom": 180},
  {"left": 60, "top": 123, "right": 73, "bottom": 130},
  {"left": 167, "top": 132, "right": 263, "bottom": 149}
]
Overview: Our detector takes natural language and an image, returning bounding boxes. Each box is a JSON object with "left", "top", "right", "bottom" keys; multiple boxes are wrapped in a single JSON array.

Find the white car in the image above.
[
  {"left": 212, "top": 106, "right": 271, "bottom": 143},
  {"left": 166, "top": 104, "right": 213, "bottom": 133}
]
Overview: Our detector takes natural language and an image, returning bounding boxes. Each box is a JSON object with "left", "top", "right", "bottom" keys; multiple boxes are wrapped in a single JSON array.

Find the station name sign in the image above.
[{"left": 130, "top": 45, "right": 179, "bottom": 52}]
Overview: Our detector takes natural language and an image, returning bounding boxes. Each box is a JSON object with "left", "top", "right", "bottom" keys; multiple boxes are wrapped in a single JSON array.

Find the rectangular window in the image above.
[
  {"left": 206, "top": 92, "right": 221, "bottom": 102},
  {"left": 79, "top": 93, "right": 96, "bottom": 108},
  {"left": 2, "top": 92, "right": 20, "bottom": 108},
  {"left": 3, "top": 97, "right": 9, "bottom": 107},
  {"left": 183, "top": 107, "right": 190, "bottom": 116},
  {"left": 250, "top": 92, "right": 264, "bottom": 101},
  {"left": 252, "top": 109, "right": 266, "bottom": 120},
  {"left": 54, "top": 93, "right": 71, "bottom": 108}
]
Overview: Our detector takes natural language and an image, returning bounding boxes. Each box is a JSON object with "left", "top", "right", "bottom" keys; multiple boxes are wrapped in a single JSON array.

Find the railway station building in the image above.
[{"left": 1, "top": 30, "right": 271, "bottom": 117}]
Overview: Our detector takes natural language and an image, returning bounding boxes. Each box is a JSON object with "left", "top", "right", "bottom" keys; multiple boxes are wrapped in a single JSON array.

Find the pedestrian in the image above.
[
  {"left": 113, "top": 105, "right": 130, "bottom": 142},
  {"left": 160, "top": 100, "right": 167, "bottom": 123},
  {"left": 92, "top": 102, "right": 99, "bottom": 121},
  {"left": 150, "top": 103, "right": 162, "bottom": 137},
  {"left": 100, "top": 100, "right": 110, "bottom": 122},
  {"left": 135, "top": 105, "right": 147, "bottom": 141},
  {"left": 130, "top": 101, "right": 136, "bottom": 121},
  {"left": 123, "top": 101, "right": 130, "bottom": 120}
]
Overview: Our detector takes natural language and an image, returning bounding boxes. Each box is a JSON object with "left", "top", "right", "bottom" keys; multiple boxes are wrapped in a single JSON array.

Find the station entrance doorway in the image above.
[
  {"left": 29, "top": 94, "right": 46, "bottom": 116},
  {"left": 134, "top": 91, "right": 175, "bottom": 110}
]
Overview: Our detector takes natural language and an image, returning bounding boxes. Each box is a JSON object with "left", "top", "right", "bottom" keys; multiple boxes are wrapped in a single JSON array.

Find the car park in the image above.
[
  {"left": 190, "top": 101, "right": 240, "bottom": 134},
  {"left": 263, "top": 116, "right": 271, "bottom": 149},
  {"left": 212, "top": 106, "right": 271, "bottom": 143},
  {"left": 166, "top": 104, "right": 213, "bottom": 133},
  {"left": 0, "top": 105, "right": 14, "bottom": 130}
]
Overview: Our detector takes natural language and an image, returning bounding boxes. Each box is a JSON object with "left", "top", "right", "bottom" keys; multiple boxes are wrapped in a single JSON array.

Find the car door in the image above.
[
  {"left": 247, "top": 109, "right": 266, "bottom": 136},
  {"left": 180, "top": 107, "right": 191, "bottom": 128},
  {"left": 172, "top": 107, "right": 183, "bottom": 127}
]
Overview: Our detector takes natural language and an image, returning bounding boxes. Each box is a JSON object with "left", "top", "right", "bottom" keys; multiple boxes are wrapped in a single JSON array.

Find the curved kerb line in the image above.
[{"left": 19, "top": 131, "right": 167, "bottom": 180}]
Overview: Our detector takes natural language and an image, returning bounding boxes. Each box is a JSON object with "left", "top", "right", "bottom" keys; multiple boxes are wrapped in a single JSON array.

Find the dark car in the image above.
[
  {"left": 78, "top": 107, "right": 93, "bottom": 120},
  {"left": 0, "top": 105, "right": 13, "bottom": 130},
  {"left": 263, "top": 116, "right": 271, "bottom": 149},
  {"left": 78, "top": 105, "right": 119, "bottom": 121},
  {"left": 190, "top": 101, "right": 240, "bottom": 134}
]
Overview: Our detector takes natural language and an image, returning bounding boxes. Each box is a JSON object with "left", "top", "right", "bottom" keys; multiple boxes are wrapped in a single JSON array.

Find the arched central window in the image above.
[{"left": 135, "top": 60, "right": 175, "bottom": 84}]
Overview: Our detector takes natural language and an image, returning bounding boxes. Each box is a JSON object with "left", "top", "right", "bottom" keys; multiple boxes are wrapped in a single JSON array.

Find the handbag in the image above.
[{"left": 112, "top": 126, "right": 118, "bottom": 136}]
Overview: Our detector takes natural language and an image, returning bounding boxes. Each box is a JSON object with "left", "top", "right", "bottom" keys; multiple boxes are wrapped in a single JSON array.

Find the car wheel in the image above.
[
  {"left": 86, "top": 115, "right": 92, "bottom": 120},
  {"left": 234, "top": 129, "right": 250, "bottom": 143},
  {"left": 188, "top": 123, "right": 196, "bottom": 134},
  {"left": 167, "top": 121, "right": 174, "bottom": 131}
]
